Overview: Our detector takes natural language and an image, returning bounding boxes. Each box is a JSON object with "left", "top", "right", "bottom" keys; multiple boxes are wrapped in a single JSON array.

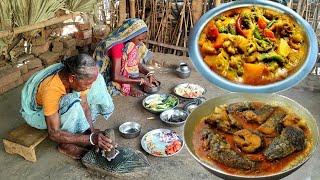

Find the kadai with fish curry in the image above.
[{"left": 192, "top": 102, "right": 313, "bottom": 175}]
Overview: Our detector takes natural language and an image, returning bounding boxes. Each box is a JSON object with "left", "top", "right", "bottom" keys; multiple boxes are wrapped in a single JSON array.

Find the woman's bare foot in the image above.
[
  {"left": 129, "top": 87, "right": 145, "bottom": 97},
  {"left": 58, "top": 143, "right": 88, "bottom": 160}
]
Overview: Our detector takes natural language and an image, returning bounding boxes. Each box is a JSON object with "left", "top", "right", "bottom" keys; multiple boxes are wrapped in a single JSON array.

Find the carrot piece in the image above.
[{"left": 263, "top": 29, "right": 276, "bottom": 41}]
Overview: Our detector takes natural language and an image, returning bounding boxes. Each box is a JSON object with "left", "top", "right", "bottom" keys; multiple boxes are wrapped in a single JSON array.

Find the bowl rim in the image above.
[
  {"left": 118, "top": 121, "right": 141, "bottom": 134},
  {"left": 183, "top": 92, "right": 319, "bottom": 179},
  {"left": 188, "top": 0, "right": 318, "bottom": 93}
]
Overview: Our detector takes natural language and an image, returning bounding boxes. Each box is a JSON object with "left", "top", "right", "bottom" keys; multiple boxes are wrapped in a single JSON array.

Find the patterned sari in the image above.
[{"left": 93, "top": 18, "right": 153, "bottom": 96}]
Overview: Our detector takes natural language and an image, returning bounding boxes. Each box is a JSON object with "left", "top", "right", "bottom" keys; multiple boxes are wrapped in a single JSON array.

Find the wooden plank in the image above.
[
  {"left": 5, "top": 124, "right": 48, "bottom": 148},
  {"left": 146, "top": 40, "right": 188, "bottom": 52},
  {"left": 0, "top": 12, "right": 80, "bottom": 39}
]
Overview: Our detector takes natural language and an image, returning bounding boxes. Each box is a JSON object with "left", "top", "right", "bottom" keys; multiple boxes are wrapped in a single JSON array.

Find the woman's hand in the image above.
[
  {"left": 148, "top": 74, "right": 160, "bottom": 86},
  {"left": 92, "top": 132, "right": 113, "bottom": 152}
]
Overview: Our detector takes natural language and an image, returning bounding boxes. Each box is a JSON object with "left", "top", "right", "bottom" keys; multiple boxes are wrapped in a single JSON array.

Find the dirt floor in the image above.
[{"left": 0, "top": 53, "right": 319, "bottom": 180}]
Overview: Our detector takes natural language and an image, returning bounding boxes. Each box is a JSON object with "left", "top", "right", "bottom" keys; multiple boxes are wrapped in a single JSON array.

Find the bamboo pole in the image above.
[
  {"left": 0, "top": 12, "right": 80, "bottom": 39},
  {"left": 297, "top": 0, "right": 304, "bottom": 15},
  {"left": 119, "top": 0, "right": 126, "bottom": 25},
  {"left": 142, "top": 0, "right": 146, "bottom": 20},
  {"left": 129, "top": 0, "right": 136, "bottom": 18},
  {"left": 192, "top": 0, "right": 203, "bottom": 25},
  {"left": 173, "top": 0, "right": 186, "bottom": 55}
]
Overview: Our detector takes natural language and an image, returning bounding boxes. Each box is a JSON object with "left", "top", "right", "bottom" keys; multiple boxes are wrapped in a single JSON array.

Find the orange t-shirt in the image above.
[{"left": 36, "top": 73, "right": 88, "bottom": 116}]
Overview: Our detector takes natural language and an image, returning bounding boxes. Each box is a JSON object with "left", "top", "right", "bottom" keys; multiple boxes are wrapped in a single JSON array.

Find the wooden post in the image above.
[
  {"left": 129, "top": 0, "right": 136, "bottom": 18},
  {"left": 119, "top": 0, "right": 126, "bottom": 25},
  {"left": 0, "top": 12, "right": 80, "bottom": 39},
  {"left": 192, "top": 0, "right": 203, "bottom": 25},
  {"left": 214, "top": 0, "right": 221, "bottom": 7}
]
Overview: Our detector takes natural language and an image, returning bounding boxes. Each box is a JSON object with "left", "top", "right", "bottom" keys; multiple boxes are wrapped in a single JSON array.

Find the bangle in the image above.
[
  {"left": 146, "top": 71, "right": 154, "bottom": 77},
  {"left": 139, "top": 78, "right": 144, "bottom": 85},
  {"left": 89, "top": 133, "right": 95, "bottom": 145}
]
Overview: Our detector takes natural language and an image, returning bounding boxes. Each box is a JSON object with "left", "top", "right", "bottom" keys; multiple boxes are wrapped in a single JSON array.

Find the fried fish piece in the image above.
[
  {"left": 201, "top": 128, "right": 256, "bottom": 170},
  {"left": 257, "top": 107, "right": 287, "bottom": 136},
  {"left": 264, "top": 126, "right": 305, "bottom": 160},
  {"left": 233, "top": 129, "right": 262, "bottom": 153}
]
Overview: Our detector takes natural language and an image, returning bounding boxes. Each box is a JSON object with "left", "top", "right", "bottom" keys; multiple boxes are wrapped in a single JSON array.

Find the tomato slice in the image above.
[{"left": 257, "top": 17, "right": 267, "bottom": 29}]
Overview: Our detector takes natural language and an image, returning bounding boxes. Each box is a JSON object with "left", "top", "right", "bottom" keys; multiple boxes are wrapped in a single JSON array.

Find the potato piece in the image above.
[
  {"left": 201, "top": 41, "right": 216, "bottom": 54},
  {"left": 243, "top": 63, "right": 266, "bottom": 84},
  {"left": 276, "top": 38, "right": 291, "bottom": 57},
  {"left": 199, "top": 33, "right": 207, "bottom": 46},
  {"left": 282, "top": 114, "right": 307, "bottom": 129}
]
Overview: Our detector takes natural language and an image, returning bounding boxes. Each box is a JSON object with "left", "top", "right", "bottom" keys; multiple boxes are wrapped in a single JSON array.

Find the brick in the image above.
[
  {"left": 63, "top": 48, "right": 78, "bottom": 57},
  {"left": 52, "top": 41, "right": 64, "bottom": 52},
  {"left": 63, "top": 38, "right": 76, "bottom": 49},
  {"left": 74, "top": 29, "right": 92, "bottom": 40},
  {"left": 0, "top": 78, "right": 23, "bottom": 95},
  {"left": 76, "top": 38, "right": 92, "bottom": 47},
  {"left": 17, "top": 54, "right": 34, "bottom": 62},
  {"left": 31, "top": 41, "right": 50, "bottom": 56},
  {"left": 76, "top": 23, "right": 91, "bottom": 31},
  {"left": 26, "top": 58, "right": 43, "bottom": 70},
  {"left": 0, "top": 67, "right": 21, "bottom": 87},
  {"left": 17, "top": 63, "right": 28, "bottom": 74},
  {"left": 39, "top": 52, "right": 61, "bottom": 66},
  {"left": 22, "top": 66, "right": 43, "bottom": 82}
]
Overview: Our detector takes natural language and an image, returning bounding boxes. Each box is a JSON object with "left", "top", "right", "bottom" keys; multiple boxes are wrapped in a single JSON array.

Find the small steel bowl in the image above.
[
  {"left": 142, "top": 82, "right": 161, "bottom": 94},
  {"left": 119, "top": 122, "right": 141, "bottom": 139},
  {"left": 160, "top": 108, "right": 188, "bottom": 127}
]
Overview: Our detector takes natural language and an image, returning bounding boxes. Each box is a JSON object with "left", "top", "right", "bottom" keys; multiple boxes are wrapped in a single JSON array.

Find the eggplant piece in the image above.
[
  {"left": 233, "top": 129, "right": 262, "bottom": 153},
  {"left": 264, "top": 126, "right": 305, "bottom": 160},
  {"left": 258, "top": 108, "right": 287, "bottom": 136},
  {"left": 201, "top": 129, "right": 256, "bottom": 170}
]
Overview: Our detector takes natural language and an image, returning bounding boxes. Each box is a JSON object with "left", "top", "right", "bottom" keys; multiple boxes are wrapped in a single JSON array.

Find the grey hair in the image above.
[{"left": 61, "top": 54, "right": 97, "bottom": 80}]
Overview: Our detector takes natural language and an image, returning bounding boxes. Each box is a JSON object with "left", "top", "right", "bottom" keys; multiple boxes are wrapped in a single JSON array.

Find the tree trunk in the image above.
[
  {"left": 119, "top": 0, "right": 127, "bottom": 26},
  {"left": 192, "top": 0, "right": 203, "bottom": 25}
]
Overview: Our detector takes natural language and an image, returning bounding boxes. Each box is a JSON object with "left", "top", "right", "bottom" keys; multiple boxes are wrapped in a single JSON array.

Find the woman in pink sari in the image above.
[{"left": 94, "top": 18, "right": 159, "bottom": 97}]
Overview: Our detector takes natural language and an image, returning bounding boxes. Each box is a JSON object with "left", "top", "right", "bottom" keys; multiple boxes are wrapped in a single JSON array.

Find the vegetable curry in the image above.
[{"left": 199, "top": 7, "right": 307, "bottom": 85}]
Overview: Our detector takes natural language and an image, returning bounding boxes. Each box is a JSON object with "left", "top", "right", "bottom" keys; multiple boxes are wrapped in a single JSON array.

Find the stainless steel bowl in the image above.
[
  {"left": 184, "top": 93, "right": 319, "bottom": 180},
  {"left": 160, "top": 108, "right": 188, "bottom": 127},
  {"left": 119, "top": 122, "right": 141, "bottom": 139},
  {"left": 188, "top": 0, "right": 318, "bottom": 93},
  {"left": 142, "top": 82, "right": 161, "bottom": 94}
]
